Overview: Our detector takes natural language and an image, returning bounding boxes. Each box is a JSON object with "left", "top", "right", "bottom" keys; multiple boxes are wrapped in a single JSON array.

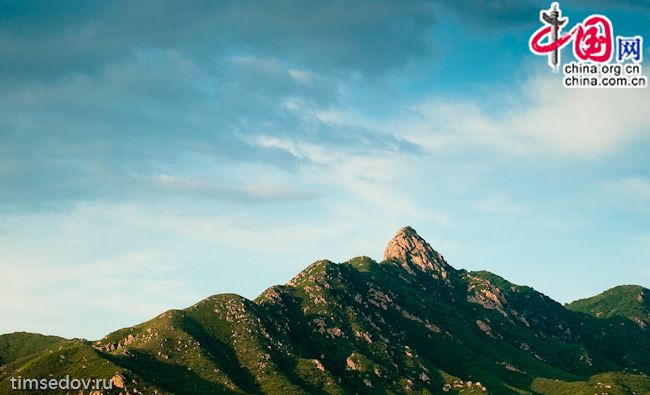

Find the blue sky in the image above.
[{"left": 1, "top": 0, "right": 649, "bottom": 339}]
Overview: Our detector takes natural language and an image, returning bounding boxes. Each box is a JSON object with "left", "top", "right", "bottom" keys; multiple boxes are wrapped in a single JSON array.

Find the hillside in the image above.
[
  {"left": 566, "top": 285, "right": 650, "bottom": 329},
  {"left": 0, "top": 333, "right": 65, "bottom": 366},
  {"left": 1, "top": 227, "right": 650, "bottom": 394}
]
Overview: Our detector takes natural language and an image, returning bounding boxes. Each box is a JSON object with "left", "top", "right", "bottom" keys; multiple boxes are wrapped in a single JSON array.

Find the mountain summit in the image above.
[
  {"left": 2, "top": 227, "right": 650, "bottom": 394},
  {"left": 384, "top": 226, "right": 453, "bottom": 281}
]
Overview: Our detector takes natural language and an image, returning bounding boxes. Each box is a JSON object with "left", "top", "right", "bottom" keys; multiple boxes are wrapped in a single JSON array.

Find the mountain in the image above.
[
  {"left": 566, "top": 285, "right": 650, "bottom": 329},
  {"left": 2, "top": 226, "right": 650, "bottom": 394}
]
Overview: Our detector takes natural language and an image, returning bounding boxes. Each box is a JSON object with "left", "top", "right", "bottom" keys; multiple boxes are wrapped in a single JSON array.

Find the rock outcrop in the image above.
[{"left": 383, "top": 226, "right": 453, "bottom": 281}]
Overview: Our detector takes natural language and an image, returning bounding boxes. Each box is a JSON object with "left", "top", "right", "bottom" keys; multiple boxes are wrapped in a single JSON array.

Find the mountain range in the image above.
[{"left": 1, "top": 226, "right": 650, "bottom": 394}]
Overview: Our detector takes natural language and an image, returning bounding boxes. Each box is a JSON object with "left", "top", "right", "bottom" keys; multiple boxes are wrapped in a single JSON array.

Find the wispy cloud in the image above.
[
  {"left": 0, "top": 49, "right": 414, "bottom": 212},
  {"left": 150, "top": 174, "right": 320, "bottom": 203},
  {"left": 0, "top": 248, "right": 196, "bottom": 339},
  {"left": 399, "top": 73, "right": 650, "bottom": 159},
  {"left": 613, "top": 177, "right": 650, "bottom": 201}
]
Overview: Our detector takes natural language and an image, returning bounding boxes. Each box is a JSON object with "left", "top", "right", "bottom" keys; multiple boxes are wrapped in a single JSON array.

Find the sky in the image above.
[{"left": 1, "top": 0, "right": 649, "bottom": 340}]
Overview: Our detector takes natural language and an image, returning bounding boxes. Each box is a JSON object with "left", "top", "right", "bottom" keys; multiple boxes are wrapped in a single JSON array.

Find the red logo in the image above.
[{"left": 529, "top": 2, "right": 613, "bottom": 70}]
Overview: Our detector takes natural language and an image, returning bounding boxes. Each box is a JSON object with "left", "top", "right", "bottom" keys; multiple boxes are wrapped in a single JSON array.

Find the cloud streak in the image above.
[
  {"left": 400, "top": 73, "right": 650, "bottom": 159},
  {"left": 0, "top": 48, "right": 418, "bottom": 211}
]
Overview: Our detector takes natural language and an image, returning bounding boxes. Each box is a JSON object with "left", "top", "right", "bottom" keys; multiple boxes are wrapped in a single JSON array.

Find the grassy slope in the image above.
[
  {"left": 0, "top": 333, "right": 65, "bottom": 366},
  {"left": 566, "top": 285, "right": 650, "bottom": 328}
]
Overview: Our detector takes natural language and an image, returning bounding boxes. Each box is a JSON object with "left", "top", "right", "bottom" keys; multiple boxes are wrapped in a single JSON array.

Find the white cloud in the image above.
[
  {"left": 255, "top": 135, "right": 334, "bottom": 164},
  {"left": 400, "top": 73, "right": 650, "bottom": 158},
  {"left": 288, "top": 69, "right": 314, "bottom": 83},
  {"left": 253, "top": 134, "right": 450, "bottom": 225}
]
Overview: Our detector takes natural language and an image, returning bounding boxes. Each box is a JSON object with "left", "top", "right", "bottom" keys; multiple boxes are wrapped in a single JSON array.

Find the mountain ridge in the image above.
[
  {"left": 1, "top": 226, "right": 650, "bottom": 394},
  {"left": 566, "top": 285, "right": 650, "bottom": 330}
]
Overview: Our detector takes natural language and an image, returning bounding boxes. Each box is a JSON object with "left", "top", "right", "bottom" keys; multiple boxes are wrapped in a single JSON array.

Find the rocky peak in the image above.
[{"left": 383, "top": 226, "right": 453, "bottom": 280}]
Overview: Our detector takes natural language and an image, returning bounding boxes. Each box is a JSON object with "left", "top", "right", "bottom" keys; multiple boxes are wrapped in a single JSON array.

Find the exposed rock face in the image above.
[
  {"left": 313, "top": 359, "right": 325, "bottom": 371},
  {"left": 383, "top": 226, "right": 452, "bottom": 281},
  {"left": 346, "top": 355, "right": 359, "bottom": 371},
  {"left": 476, "top": 320, "right": 493, "bottom": 337},
  {"left": 111, "top": 373, "right": 125, "bottom": 388}
]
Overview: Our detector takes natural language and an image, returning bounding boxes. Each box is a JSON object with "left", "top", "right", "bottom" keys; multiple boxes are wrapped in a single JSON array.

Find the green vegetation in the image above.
[
  {"left": 1, "top": 227, "right": 649, "bottom": 394},
  {"left": 566, "top": 285, "right": 650, "bottom": 329},
  {"left": 0, "top": 332, "right": 64, "bottom": 366},
  {"left": 531, "top": 372, "right": 650, "bottom": 394}
]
